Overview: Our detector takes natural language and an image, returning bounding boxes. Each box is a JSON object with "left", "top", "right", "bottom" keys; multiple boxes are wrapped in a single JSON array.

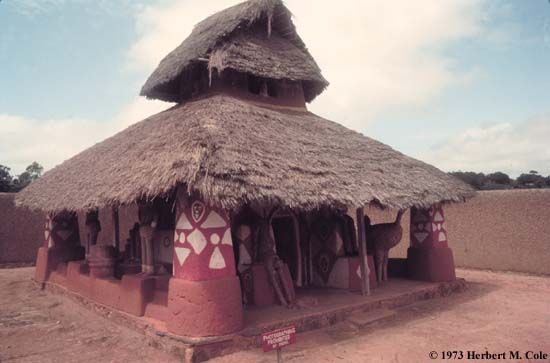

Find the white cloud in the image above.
[
  {"left": 0, "top": 114, "right": 106, "bottom": 175},
  {"left": 418, "top": 115, "right": 550, "bottom": 176},
  {"left": 127, "top": 0, "right": 487, "bottom": 129},
  {"left": 0, "top": 98, "right": 169, "bottom": 175}
]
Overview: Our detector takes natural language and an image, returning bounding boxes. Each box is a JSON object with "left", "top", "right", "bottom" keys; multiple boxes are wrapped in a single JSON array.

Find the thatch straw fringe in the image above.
[
  {"left": 16, "top": 95, "right": 474, "bottom": 214},
  {"left": 208, "top": 32, "right": 326, "bottom": 86},
  {"left": 140, "top": 0, "right": 328, "bottom": 103}
]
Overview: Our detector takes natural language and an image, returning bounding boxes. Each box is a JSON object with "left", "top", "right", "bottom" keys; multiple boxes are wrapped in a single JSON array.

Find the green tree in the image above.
[
  {"left": 12, "top": 162, "right": 44, "bottom": 191},
  {"left": 0, "top": 164, "right": 13, "bottom": 192},
  {"left": 449, "top": 171, "right": 486, "bottom": 190},
  {"left": 516, "top": 171, "right": 545, "bottom": 188},
  {"left": 486, "top": 172, "right": 512, "bottom": 186}
]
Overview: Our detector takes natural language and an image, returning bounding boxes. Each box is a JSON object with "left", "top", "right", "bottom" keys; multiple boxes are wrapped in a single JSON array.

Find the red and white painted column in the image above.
[
  {"left": 167, "top": 192, "right": 243, "bottom": 337},
  {"left": 35, "top": 212, "right": 84, "bottom": 282},
  {"left": 407, "top": 204, "right": 456, "bottom": 282}
]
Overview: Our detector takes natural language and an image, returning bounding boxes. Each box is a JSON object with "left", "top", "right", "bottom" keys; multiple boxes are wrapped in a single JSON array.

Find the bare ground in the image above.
[{"left": 1, "top": 268, "right": 549, "bottom": 363}]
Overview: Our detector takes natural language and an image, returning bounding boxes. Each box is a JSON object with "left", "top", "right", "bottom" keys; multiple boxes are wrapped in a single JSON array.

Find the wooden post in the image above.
[
  {"left": 356, "top": 207, "right": 370, "bottom": 296},
  {"left": 112, "top": 206, "right": 120, "bottom": 251}
]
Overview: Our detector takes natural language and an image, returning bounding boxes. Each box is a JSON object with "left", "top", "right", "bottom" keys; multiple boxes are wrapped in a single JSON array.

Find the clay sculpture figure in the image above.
[
  {"left": 365, "top": 210, "right": 405, "bottom": 283},
  {"left": 255, "top": 209, "right": 296, "bottom": 308},
  {"left": 138, "top": 202, "right": 159, "bottom": 275},
  {"left": 85, "top": 209, "right": 101, "bottom": 252}
]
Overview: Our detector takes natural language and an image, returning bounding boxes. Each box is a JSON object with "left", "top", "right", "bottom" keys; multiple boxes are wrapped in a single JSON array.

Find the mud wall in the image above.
[
  {"left": 0, "top": 193, "right": 45, "bottom": 264},
  {"left": 378, "top": 189, "right": 550, "bottom": 275}
]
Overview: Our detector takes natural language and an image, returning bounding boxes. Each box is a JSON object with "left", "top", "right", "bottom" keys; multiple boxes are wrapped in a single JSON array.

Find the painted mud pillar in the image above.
[
  {"left": 35, "top": 212, "right": 85, "bottom": 282},
  {"left": 167, "top": 191, "right": 243, "bottom": 337},
  {"left": 407, "top": 204, "right": 456, "bottom": 282}
]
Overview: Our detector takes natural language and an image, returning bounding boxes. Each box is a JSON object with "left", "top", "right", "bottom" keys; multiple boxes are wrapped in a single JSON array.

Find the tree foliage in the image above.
[
  {"left": 450, "top": 170, "right": 550, "bottom": 190},
  {"left": 0, "top": 165, "right": 12, "bottom": 192},
  {"left": 0, "top": 162, "right": 44, "bottom": 192}
]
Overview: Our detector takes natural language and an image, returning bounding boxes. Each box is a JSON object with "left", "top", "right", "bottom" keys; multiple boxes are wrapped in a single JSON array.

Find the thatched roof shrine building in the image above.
[{"left": 17, "top": 0, "right": 474, "bottom": 341}]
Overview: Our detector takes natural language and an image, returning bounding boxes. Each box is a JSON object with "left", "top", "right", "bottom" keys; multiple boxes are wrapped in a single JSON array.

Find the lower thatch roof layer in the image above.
[{"left": 16, "top": 95, "right": 474, "bottom": 213}]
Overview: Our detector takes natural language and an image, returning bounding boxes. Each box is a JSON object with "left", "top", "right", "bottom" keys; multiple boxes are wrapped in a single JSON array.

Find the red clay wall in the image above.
[
  {"left": 0, "top": 193, "right": 45, "bottom": 264},
  {"left": 379, "top": 190, "right": 550, "bottom": 276}
]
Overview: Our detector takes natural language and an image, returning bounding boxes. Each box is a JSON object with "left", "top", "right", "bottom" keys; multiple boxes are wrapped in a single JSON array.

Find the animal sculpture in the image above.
[{"left": 365, "top": 210, "right": 405, "bottom": 282}]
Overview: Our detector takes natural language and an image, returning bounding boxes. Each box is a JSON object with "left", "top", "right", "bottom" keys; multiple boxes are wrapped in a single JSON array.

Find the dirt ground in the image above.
[{"left": 1, "top": 268, "right": 549, "bottom": 363}]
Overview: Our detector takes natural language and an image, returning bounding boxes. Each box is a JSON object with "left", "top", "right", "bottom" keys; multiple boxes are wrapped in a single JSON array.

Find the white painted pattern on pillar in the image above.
[
  {"left": 332, "top": 230, "right": 344, "bottom": 256},
  {"left": 414, "top": 232, "right": 429, "bottom": 243},
  {"left": 356, "top": 265, "right": 362, "bottom": 278},
  {"left": 210, "top": 233, "right": 220, "bottom": 245},
  {"left": 176, "top": 213, "right": 193, "bottom": 230},
  {"left": 221, "top": 229, "right": 233, "bottom": 246},
  {"left": 45, "top": 231, "right": 49, "bottom": 241},
  {"left": 209, "top": 247, "right": 226, "bottom": 269},
  {"left": 434, "top": 211, "right": 444, "bottom": 222},
  {"left": 201, "top": 211, "right": 227, "bottom": 229},
  {"left": 178, "top": 231, "right": 186, "bottom": 244},
  {"left": 175, "top": 247, "right": 191, "bottom": 266},
  {"left": 432, "top": 223, "right": 438, "bottom": 232},
  {"left": 187, "top": 229, "right": 207, "bottom": 254},
  {"left": 438, "top": 232, "right": 447, "bottom": 242}
]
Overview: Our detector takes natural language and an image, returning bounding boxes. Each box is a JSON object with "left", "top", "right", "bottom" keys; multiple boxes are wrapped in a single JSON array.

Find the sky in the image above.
[{"left": 1, "top": 0, "right": 549, "bottom": 177}]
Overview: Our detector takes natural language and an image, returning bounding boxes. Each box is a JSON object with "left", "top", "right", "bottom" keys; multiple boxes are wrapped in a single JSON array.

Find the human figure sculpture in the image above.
[
  {"left": 365, "top": 210, "right": 405, "bottom": 283},
  {"left": 85, "top": 210, "right": 101, "bottom": 255},
  {"left": 255, "top": 209, "right": 295, "bottom": 308},
  {"left": 138, "top": 202, "right": 158, "bottom": 275}
]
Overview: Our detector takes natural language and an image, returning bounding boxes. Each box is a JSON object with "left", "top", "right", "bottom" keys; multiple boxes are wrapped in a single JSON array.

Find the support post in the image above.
[
  {"left": 112, "top": 206, "right": 120, "bottom": 251},
  {"left": 168, "top": 191, "right": 243, "bottom": 337},
  {"left": 356, "top": 207, "right": 370, "bottom": 296},
  {"left": 407, "top": 204, "right": 456, "bottom": 282}
]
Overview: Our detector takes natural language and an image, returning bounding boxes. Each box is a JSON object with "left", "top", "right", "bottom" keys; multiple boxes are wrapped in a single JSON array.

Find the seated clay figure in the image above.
[
  {"left": 138, "top": 202, "right": 158, "bottom": 275},
  {"left": 255, "top": 209, "right": 296, "bottom": 308},
  {"left": 85, "top": 210, "right": 101, "bottom": 252}
]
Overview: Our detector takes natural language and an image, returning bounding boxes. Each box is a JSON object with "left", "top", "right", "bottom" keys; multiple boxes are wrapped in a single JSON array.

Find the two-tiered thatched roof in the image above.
[
  {"left": 140, "top": 0, "right": 328, "bottom": 103},
  {"left": 16, "top": 0, "right": 474, "bottom": 214}
]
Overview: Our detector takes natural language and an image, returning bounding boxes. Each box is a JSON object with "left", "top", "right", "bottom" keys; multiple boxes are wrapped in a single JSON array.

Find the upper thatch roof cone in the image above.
[
  {"left": 16, "top": 95, "right": 474, "bottom": 214},
  {"left": 140, "top": 0, "right": 329, "bottom": 103}
]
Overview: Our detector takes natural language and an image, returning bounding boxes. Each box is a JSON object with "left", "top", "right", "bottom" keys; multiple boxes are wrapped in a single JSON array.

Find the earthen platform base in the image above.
[{"left": 39, "top": 274, "right": 466, "bottom": 363}]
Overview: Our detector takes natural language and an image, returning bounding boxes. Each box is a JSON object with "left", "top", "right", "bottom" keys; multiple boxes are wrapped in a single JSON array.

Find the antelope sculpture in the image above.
[{"left": 365, "top": 210, "right": 405, "bottom": 283}]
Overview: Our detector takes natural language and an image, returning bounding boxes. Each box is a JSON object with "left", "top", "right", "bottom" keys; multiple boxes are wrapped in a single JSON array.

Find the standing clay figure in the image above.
[
  {"left": 85, "top": 210, "right": 101, "bottom": 253},
  {"left": 138, "top": 202, "right": 159, "bottom": 275},
  {"left": 365, "top": 210, "right": 405, "bottom": 283},
  {"left": 255, "top": 209, "right": 295, "bottom": 308}
]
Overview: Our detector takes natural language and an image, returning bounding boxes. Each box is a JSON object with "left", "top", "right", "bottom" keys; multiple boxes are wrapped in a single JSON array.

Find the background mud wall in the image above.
[
  {"left": 379, "top": 189, "right": 550, "bottom": 275},
  {"left": 0, "top": 193, "right": 45, "bottom": 264}
]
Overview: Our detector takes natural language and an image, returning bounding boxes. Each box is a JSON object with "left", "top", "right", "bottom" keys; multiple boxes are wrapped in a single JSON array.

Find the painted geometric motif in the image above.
[
  {"left": 44, "top": 217, "right": 53, "bottom": 248},
  {"left": 410, "top": 204, "right": 448, "bottom": 248},
  {"left": 173, "top": 198, "right": 235, "bottom": 281},
  {"left": 47, "top": 213, "right": 80, "bottom": 249}
]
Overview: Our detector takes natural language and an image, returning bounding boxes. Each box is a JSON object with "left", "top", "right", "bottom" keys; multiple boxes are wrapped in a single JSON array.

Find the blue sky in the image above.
[{"left": 1, "top": 0, "right": 549, "bottom": 177}]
